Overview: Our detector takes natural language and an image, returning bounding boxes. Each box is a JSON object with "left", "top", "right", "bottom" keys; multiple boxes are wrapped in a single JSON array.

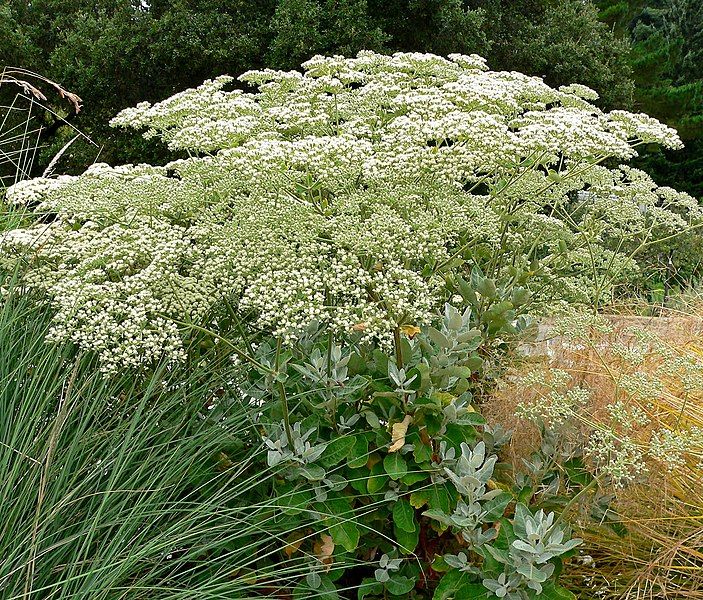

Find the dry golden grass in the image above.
[{"left": 488, "top": 311, "right": 703, "bottom": 599}]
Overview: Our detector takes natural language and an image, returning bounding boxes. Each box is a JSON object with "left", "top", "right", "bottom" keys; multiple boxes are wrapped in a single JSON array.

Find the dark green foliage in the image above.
[
  {"left": 367, "top": 0, "right": 491, "bottom": 57},
  {"left": 267, "top": 0, "right": 388, "bottom": 69},
  {"left": 597, "top": 0, "right": 703, "bottom": 198},
  {"left": 593, "top": 0, "right": 703, "bottom": 291},
  {"left": 2, "top": 0, "right": 635, "bottom": 173},
  {"left": 484, "top": 0, "right": 634, "bottom": 109}
]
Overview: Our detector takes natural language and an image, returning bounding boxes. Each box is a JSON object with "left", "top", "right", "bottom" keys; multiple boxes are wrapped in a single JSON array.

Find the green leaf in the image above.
[
  {"left": 385, "top": 574, "right": 415, "bottom": 596},
  {"left": 481, "top": 491, "right": 512, "bottom": 522},
  {"left": 400, "top": 471, "right": 429, "bottom": 485},
  {"left": 447, "top": 365, "right": 473, "bottom": 379},
  {"left": 294, "top": 574, "right": 340, "bottom": 600},
  {"left": 444, "top": 422, "right": 479, "bottom": 447},
  {"left": 330, "top": 520, "right": 360, "bottom": 552},
  {"left": 465, "top": 355, "right": 483, "bottom": 372},
  {"left": 347, "top": 466, "right": 369, "bottom": 495},
  {"left": 348, "top": 435, "right": 370, "bottom": 468},
  {"left": 511, "top": 287, "right": 531, "bottom": 307},
  {"left": 394, "top": 521, "right": 419, "bottom": 554},
  {"left": 298, "top": 464, "right": 326, "bottom": 481},
  {"left": 475, "top": 277, "right": 496, "bottom": 300},
  {"left": 367, "top": 461, "right": 389, "bottom": 494},
  {"left": 320, "top": 435, "right": 355, "bottom": 467},
  {"left": 564, "top": 457, "right": 593, "bottom": 487},
  {"left": 427, "top": 327, "right": 451, "bottom": 348},
  {"left": 413, "top": 440, "right": 434, "bottom": 464},
  {"left": 513, "top": 503, "right": 532, "bottom": 539},
  {"left": 411, "top": 396, "right": 442, "bottom": 415},
  {"left": 384, "top": 453, "right": 408, "bottom": 481},
  {"left": 409, "top": 486, "right": 452, "bottom": 513},
  {"left": 392, "top": 499, "right": 417, "bottom": 533},
  {"left": 358, "top": 578, "right": 383, "bottom": 600},
  {"left": 430, "top": 555, "right": 451, "bottom": 573},
  {"left": 278, "top": 487, "right": 313, "bottom": 516},
  {"left": 425, "top": 413, "right": 443, "bottom": 436},
  {"left": 539, "top": 582, "right": 578, "bottom": 600},
  {"left": 433, "top": 570, "right": 490, "bottom": 600},
  {"left": 494, "top": 517, "right": 517, "bottom": 550},
  {"left": 516, "top": 563, "right": 550, "bottom": 582}
]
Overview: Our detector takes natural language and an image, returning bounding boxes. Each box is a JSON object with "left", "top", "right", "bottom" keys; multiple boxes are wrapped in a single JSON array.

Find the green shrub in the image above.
[{"left": 208, "top": 300, "right": 585, "bottom": 599}]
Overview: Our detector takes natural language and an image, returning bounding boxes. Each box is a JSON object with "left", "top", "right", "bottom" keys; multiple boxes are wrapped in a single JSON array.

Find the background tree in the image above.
[
  {"left": 2, "top": 0, "right": 636, "bottom": 173},
  {"left": 481, "top": 0, "right": 634, "bottom": 108},
  {"left": 597, "top": 0, "right": 703, "bottom": 198}
]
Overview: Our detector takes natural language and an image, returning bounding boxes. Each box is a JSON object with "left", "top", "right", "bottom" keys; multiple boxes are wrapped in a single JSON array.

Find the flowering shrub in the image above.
[{"left": 2, "top": 51, "right": 700, "bottom": 371}]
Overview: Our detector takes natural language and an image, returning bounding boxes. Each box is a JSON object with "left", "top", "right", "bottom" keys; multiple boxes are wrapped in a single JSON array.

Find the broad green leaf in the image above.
[
  {"left": 320, "top": 435, "right": 356, "bottom": 467},
  {"left": 444, "top": 422, "right": 479, "bottom": 447},
  {"left": 475, "top": 277, "right": 496, "bottom": 300},
  {"left": 433, "top": 570, "right": 490, "bottom": 600},
  {"left": 358, "top": 578, "right": 383, "bottom": 600},
  {"left": 367, "top": 461, "right": 389, "bottom": 494},
  {"left": 412, "top": 439, "right": 432, "bottom": 464},
  {"left": 294, "top": 574, "right": 340, "bottom": 600},
  {"left": 348, "top": 435, "right": 370, "bottom": 468},
  {"left": 481, "top": 491, "right": 512, "bottom": 522},
  {"left": 563, "top": 457, "right": 593, "bottom": 487},
  {"left": 400, "top": 471, "right": 429, "bottom": 485},
  {"left": 385, "top": 574, "right": 415, "bottom": 596},
  {"left": 513, "top": 503, "right": 532, "bottom": 539},
  {"left": 410, "top": 486, "right": 452, "bottom": 513},
  {"left": 330, "top": 520, "right": 360, "bottom": 552},
  {"left": 427, "top": 327, "right": 451, "bottom": 348},
  {"left": 347, "top": 466, "right": 369, "bottom": 495},
  {"left": 394, "top": 521, "right": 419, "bottom": 554},
  {"left": 392, "top": 499, "right": 417, "bottom": 533},
  {"left": 384, "top": 453, "right": 408, "bottom": 480},
  {"left": 298, "top": 464, "right": 326, "bottom": 481},
  {"left": 278, "top": 487, "right": 313, "bottom": 515},
  {"left": 539, "top": 582, "right": 578, "bottom": 600}
]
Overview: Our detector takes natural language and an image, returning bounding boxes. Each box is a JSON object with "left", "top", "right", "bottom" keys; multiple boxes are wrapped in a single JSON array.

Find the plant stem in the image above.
[
  {"left": 393, "top": 327, "right": 404, "bottom": 369},
  {"left": 547, "top": 475, "right": 600, "bottom": 537},
  {"left": 275, "top": 336, "right": 294, "bottom": 448}
]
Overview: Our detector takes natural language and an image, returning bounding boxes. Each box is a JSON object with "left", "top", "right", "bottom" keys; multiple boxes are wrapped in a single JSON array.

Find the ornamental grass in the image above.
[{"left": 488, "top": 311, "right": 703, "bottom": 599}]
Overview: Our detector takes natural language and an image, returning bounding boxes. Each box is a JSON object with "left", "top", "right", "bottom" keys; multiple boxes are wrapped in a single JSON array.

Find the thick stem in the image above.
[
  {"left": 275, "top": 337, "right": 294, "bottom": 448},
  {"left": 393, "top": 326, "right": 404, "bottom": 369},
  {"left": 326, "top": 329, "right": 339, "bottom": 430},
  {"left": 546, "top": 475, "right": 600, "bottom": 538}
]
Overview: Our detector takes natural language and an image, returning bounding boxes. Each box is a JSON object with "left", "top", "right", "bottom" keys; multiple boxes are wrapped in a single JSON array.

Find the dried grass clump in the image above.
[
  {"left": 487, "top": 311, "right": 703, "bottom": 599},
  {"left": 0, "top": 67, "right": 86, "bottom": 189}
]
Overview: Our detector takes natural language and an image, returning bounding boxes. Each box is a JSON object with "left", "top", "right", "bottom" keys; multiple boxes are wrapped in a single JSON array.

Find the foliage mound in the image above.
[{"left": 2, "top": 51, "right": 699, "bottom": 373}]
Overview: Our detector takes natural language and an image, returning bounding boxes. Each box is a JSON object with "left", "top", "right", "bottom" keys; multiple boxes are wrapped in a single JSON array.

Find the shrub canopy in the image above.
[{"left": 3, "top": 51, "right": 699, "bottom": 372}]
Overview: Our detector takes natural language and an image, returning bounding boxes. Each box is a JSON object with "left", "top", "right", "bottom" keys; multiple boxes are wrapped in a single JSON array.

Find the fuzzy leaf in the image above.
[{"left": 385, "top": 574, "right": 415, "bottom": 596}]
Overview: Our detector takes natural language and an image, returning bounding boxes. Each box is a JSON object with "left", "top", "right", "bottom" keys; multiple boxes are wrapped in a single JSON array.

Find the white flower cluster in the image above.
[
  {"left": 585, "top": 428, "right": 648, "bottom": 487},
  {"left": 650, "top": 427, "right": 703, "bottom": 471},
  {"left": 2, "top": 51, "right": 696, "bottom": 370}
]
